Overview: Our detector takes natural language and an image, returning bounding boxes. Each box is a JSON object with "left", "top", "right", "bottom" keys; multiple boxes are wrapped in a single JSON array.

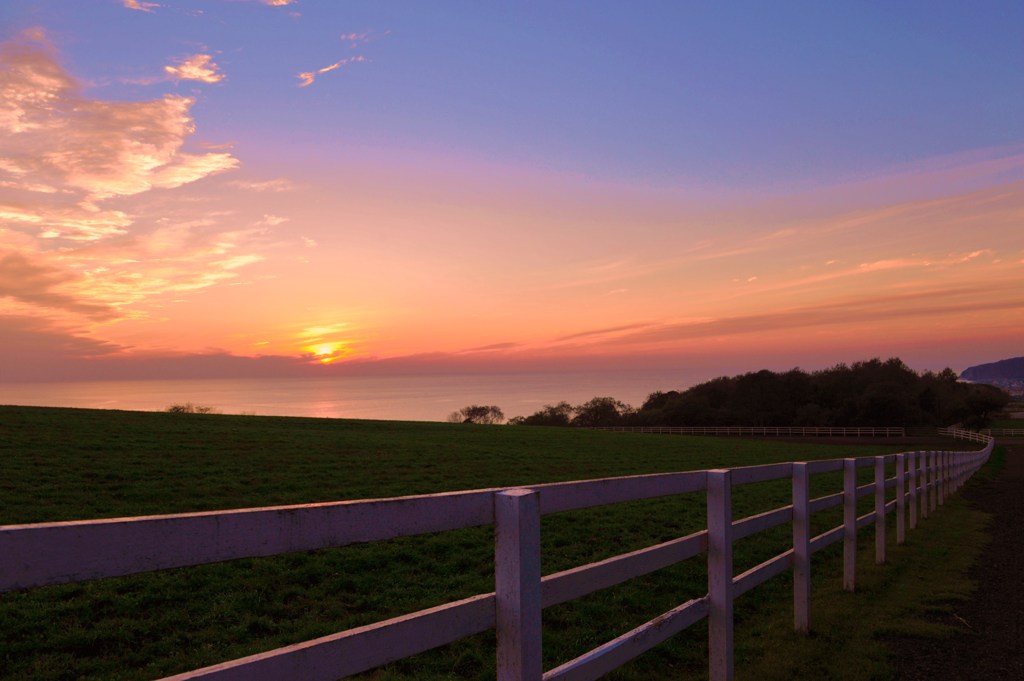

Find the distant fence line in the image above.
[
  {"left": 981, "top": 428, "right": 1024, "bottom": 437},
  {"left": 939, "top": 426, "right": 997, "bottom": 443},
  {"left": 592, "top": 425, "right": 906, "bottom": 437},
  {"left": 0, "top": 433, "right": 995, "bottom": 681}
]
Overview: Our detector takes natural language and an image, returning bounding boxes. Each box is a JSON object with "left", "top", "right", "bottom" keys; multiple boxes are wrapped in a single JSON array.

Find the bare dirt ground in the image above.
[{"left": 889, "top": 441, "right": 1024, "bottom": 680}]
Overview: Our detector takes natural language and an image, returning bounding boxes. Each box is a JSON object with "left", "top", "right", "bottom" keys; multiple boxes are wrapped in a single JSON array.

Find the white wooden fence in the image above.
[
  {"left": 939, "top": 426, "right": 996, "bottom": 443},
  {"left": 0, "top": 435, "right": 994, "bottom": 681},
  {"left": 592, "top": 426, "right": 906, "bottom": 437}
]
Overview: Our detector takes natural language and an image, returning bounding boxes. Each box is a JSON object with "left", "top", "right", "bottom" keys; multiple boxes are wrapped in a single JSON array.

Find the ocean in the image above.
[{"left": 0, "top": 369, "right": 696, "bottom": 422}]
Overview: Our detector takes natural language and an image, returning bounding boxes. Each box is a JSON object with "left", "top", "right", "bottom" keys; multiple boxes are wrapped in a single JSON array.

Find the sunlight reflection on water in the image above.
[{"left": 0, "top": 370, "right": 695, "bottom": 422}]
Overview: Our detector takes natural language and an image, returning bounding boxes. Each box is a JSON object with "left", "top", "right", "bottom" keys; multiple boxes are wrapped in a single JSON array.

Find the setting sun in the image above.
[{"left": 308, "top": 342, "right": 347, "bottom": 364}]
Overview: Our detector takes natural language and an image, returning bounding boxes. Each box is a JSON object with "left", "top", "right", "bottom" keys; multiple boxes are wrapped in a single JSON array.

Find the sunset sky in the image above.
[{"left": 1, "top": 1, "right": 1022, "bottom": 383}]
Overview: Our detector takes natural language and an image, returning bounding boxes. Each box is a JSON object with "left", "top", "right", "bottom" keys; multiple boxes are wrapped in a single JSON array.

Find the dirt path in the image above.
[{"left": 890, "top": 443, "right": 1024, "bottom": 679}]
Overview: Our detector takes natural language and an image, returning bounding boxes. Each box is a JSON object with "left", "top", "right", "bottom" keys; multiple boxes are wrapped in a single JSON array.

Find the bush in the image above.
[
  {"left": 165, "top": 403, "right": 218, "bottom": 414},
  {"left": 511, "top": 399, "right": 636, "bottom": 428},
  {"left": 446, "top": 405, "right": 504, "bottom": 424}
]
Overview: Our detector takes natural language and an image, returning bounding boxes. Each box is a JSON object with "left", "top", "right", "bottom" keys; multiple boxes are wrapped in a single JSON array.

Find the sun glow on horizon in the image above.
[{"left": 306, "top": 342, "right": 348, "bottom": 364}]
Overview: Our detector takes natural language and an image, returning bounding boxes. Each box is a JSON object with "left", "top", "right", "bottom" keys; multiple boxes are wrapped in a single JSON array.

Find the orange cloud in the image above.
[
  {"left": 0, "top": 251, "right": 116, "bottom": 319},
  {"left": 47, "top": 222, "right": 271, "bottom": 311},
  {"left": 0, "top": 315, "right": 125, "bottom": 376},
  {"left": 1, "top": 197, "right": 133, "bottom": 242},
  {"left": 164, "top": 54, "right": 224, "bottom": 83},
  {"left": 297, "top": 56, "right": 365, "bottom": 87},
  {"left": 0, "top": 30, "right": 269, "bottom": 348},
  {"left": 0, "top": 34, "right": 238, "bottom": 212},
  {"left": 123, "top": 0, "right": 159, "bottom": 12}
]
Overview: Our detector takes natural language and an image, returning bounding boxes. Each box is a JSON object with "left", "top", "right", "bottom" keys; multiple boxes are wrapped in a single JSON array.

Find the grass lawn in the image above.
[{"left": 0, "top": 406, "right": 993, "bottom": 680}]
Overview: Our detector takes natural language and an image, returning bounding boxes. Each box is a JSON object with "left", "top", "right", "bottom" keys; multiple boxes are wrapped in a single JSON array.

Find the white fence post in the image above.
[
  {"left": 948, "top": 451, "right": 954, "bottom": 494},
  {"left": 918, "top": 451, "right": 929, "bottom": 520},
  {"left": 874, "top": 457, "right": 886, "bottom": 564},
  {"left": 908, "top": 452, "right": 918, "bottom": 530},
  {"left": 928, "top": 451, "right": 935, "bottom": 511},
  {"left": 928, "top": 452, "right": 938, "bottom": 513},
  {"left": 495, "top": 489, "right": 542, "bottom": 681},
  {"left": 707, "top": 470, "right": 734, "bottom": 681},
  {"left": 792, "top": 462, "right": 811, "bottom": 633},
  {"left": 938, "top": 452, "right": 946, "bottom": 506},
  {"left": 949, "top": 452, "right": 956, "bottom": 492},
  {"left": 843, "top": 458, "right": 857, "bottom": 592},
  {"left": 927, "top": 451, "right": 935, "bottom": 513},
  {"left": 895, "top": 453, "right": 906, "bottom": 545}
]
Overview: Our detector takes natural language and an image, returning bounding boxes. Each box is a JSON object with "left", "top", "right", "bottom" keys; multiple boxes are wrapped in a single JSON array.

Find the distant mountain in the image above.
[{"left": 961, "top": 357, "right": 1024, "bottom": 397}]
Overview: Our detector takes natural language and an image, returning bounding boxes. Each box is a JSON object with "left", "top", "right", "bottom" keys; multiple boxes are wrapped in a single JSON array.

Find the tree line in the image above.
[{"left": 451, "top": 358, "right": 1010, "bottom": 429}]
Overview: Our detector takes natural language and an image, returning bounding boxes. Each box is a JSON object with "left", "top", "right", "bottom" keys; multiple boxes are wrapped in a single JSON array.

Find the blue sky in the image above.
[{"left": 15, "top": 1, "right": 1021, "bottom": 187}]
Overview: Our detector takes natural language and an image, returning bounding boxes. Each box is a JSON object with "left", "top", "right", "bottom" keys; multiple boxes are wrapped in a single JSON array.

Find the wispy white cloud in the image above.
[
  {"left": 0, "top": 179, "right": 63, "bottom": 194},
  {"left": 724, "top": 248, "right": 1007, "bottom": 305},
  {"left": 692, "top": 226, "right": 800, "bottom": 262},
  {"left": 46, "top": 223, "right": 271, "bottom": 310},
  {"left": 196, "top": 141, "right": 235, "bottom": 152},
  {"left": 229, "top": 178, "right": 295, "bottom": 192},
  {"left": 461, "top": 341, "right": 523, "bottom": 353},
  {"left": 559, "top": 284, "right": 1024, "bottom": 352},
  {"left": 1, "top": 198, "right": 133, "bottom": 242},
  {"left": 555, "top": 322, "right": 656, "bottom": 343},
  {"left": 339, "top": 29, "right": 390, "bottom": 47},
  {"left": 339, "top": 31, "right": 372, "bottom": 45},
  {"left": 164, "top": 54, "right": 224, "bottom": 84},
  {"left": 954, "top": 249, "right": 990, "bottom": 263},
  {"left": 299, "top": 323, "right": 349, "bottom": 340},
  {"left": 297, "top": 56, "right": 365, "bottom": 87}
]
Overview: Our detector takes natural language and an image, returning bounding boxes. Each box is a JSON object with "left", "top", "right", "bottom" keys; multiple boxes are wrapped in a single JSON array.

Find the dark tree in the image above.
[
  {"left": 515, "top": 402, "right": 575, "bottom": 427},
  {"left": 632, "top": 357, "right": 1009, "bottom": 429},
  {"left": 570, "top": 397, "right": 635, "bottom": 428},
  {"left": 508, "top": 357, "right": 1010, "bottom": 430}
]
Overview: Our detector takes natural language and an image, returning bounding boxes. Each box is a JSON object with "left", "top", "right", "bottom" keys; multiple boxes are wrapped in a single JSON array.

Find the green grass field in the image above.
[{"left": 0, "top": 406, "right": 995, "bottom": 680}]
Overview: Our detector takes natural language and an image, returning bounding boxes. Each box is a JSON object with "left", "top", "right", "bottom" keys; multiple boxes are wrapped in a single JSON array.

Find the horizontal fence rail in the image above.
[
  {"left": 0, "top": 434, "right": 995, "bottom": 681},
  {"left": 591, "top": 426, "right": 906, "bottom": 437}
]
